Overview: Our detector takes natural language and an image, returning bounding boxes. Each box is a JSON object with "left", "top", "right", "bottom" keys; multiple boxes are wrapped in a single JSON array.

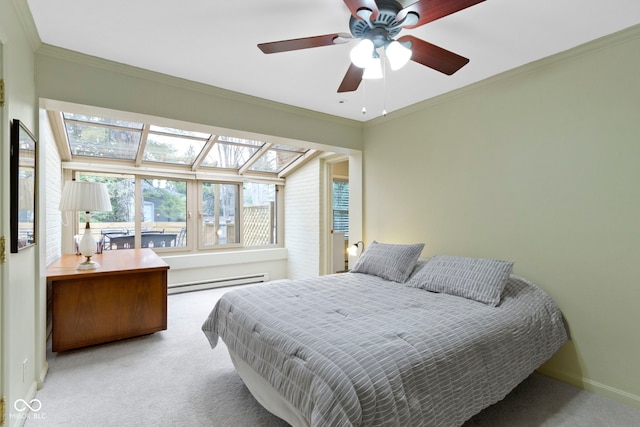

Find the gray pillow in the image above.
[
  {"left": 351, "top": 241, "right": 425, "bottom": 283},
  {"left": 406, "top": 255, "right": 514, "bottom": 306}
]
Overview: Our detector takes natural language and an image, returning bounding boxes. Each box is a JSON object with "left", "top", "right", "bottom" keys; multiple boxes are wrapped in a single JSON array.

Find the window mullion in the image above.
[
  {"left": 135, "top": 177, "right": 142, "bottom": 247},
  {"left": 214, "top": 184, "right": 220, "bottom": 245}
]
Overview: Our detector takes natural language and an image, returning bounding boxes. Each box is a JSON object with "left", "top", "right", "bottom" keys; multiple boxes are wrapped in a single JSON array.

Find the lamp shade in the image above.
[
  {"left": 350, "top": 39, "right": 375, "bottom": 68},
  {"left": 348, "top": 241, "right": 364, "bottom": 257},
  {"left": 59, "top": 181, "right": 112, "bottom": 212},
  {"left": 363, "top": 57, "right": 383, "bottom": 80},
  {"left": 386, "top": 41, "right": 412, "bottom": 71}
]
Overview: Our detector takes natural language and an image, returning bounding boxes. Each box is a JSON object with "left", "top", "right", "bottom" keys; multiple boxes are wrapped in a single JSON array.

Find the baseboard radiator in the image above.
[{"left": 168, "top": 273, "right": 270, "bottom": 295}]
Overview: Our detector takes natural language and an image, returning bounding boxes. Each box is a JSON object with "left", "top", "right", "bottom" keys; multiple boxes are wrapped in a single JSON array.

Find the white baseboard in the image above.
[
  {"left": 9, "top": 380, "right": 40, "bottom": 427},
  {"left": 538, "top": 367, "right": 640, "bottom": 410},
  {"left": 37, "top": 362, "right": 49, "bottom": 389}
]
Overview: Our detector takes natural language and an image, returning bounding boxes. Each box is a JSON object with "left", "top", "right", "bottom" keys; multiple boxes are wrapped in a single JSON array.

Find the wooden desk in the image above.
[{"left": 47, "top": 249, "right": 169, "bottom": 352}]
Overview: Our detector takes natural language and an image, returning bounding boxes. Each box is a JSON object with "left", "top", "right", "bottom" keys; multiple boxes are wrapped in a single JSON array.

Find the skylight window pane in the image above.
[
  {"left": 63, "top": 112, "right": 143, "bottom": 129},
  {"left": 65, "top": 122, "right": 141, "bottom": 160},
  {"left": 149, "top": 125, "right": 210, "bottom": 140},
  {"left": 201, "top": 142, "right": 259, "bottom": 169},
  {"left": 143, "top": 133, "right": 207, "bottom": 165},
  {"left": 249, "top": 149, "right": 303, "bottom": 173},
  {"left": 219, "top": 135, "right": 265, "bottom": 147}
]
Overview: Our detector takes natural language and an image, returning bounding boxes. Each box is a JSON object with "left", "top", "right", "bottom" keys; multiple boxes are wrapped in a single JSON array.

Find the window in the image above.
[
  {"left": 333, "top": 179, "right": 349, "bottom": 238},
  {"left": 75, "top": 173, "right": 189, "bottom": 251},
  {"left": 60, "top": 112, "right": 313, "bottom": 175},
  {"left": 200, "top": 182, "right": 240, "bottom": 247},
  {"left": 248, "top": 144, "right": 307, "bottom": 173},
  {"left": 70, "top": 172, "right": 281, "bottom": 252},
  {"left": 141, "top": 179, "right": 187, "bottom": 248},
  {"left": 243, "top": 182, "right": 277, "bottom": 246},
  {"left": 57, "top": 110, "right": 306, "bottom": 254},
  {"left": 64, "top": 113, "right": 143, "bottom": 160},
  {"left": 143, "top": 126, "right": 209, "bottom": 165},
  {"left": 77, "top": 172, "right": 135, "bottom": 250},
  {"left": 200, "top": 136, "right": 262, "bottom": 170}
]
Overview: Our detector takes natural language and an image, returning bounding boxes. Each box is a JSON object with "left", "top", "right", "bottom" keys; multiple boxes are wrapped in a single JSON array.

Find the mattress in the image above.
[{"left": 203, "top": 272, "right": 567, "bottom": 426}]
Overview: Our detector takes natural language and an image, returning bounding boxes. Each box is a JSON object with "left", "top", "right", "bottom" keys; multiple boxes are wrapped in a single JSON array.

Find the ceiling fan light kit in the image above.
[
  {"left": 350, "top": 39, "right": 375, "bottom": 68},
  {"left": 362, "top": 56, "right": 384, "bottom": 79},
  {"left": 258, "top": 0, "right": 486, "bottom": 93},
  {"left": 386, "top": 40, "right": 412, "bottom": 70}
]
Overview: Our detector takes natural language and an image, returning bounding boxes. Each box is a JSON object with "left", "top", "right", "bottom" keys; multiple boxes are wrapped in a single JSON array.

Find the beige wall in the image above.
[{"left": 363, "top": 26, "right": 640, "bottom": 407}]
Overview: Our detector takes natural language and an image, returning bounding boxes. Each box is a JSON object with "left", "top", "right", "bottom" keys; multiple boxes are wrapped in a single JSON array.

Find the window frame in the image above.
[
  {"left": 58, "top": 111, "right": 313, "bottom": 176},
  {"left": 332, "top": 178, "right": 349, "bottom": 239},
  {"left": 241, "top": 181, "right": 280, "bottom": 248},
  {"left": 198, "top": 180, "right": 242, "bottom": 250},
  {"left": 65, "top": 167, "right": 284, "bottom": 254}
]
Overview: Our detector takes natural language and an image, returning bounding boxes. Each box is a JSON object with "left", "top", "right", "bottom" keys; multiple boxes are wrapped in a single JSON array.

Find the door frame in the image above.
[
  {"left": 1, "top": 38, "right": 7, "bottom": 425},
  {"left": 320, "top": 152, "right": 363, "bottom": 275}
]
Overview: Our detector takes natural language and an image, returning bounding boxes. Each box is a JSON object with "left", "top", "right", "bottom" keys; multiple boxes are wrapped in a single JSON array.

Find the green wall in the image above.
[
  {"left": 363, "top": 26, "right": 640, "bottom": 407},
  {"left": 1, "top": 0, "right": 42, "bottom": 423},
  {"left": 35, "top": 45, "right": 362, "bottom": 151}
]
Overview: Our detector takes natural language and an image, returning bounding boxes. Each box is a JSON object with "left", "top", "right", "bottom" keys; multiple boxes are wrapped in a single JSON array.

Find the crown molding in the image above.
[{"left": 11, "top": 0, "right": 42, "bottom": 51}]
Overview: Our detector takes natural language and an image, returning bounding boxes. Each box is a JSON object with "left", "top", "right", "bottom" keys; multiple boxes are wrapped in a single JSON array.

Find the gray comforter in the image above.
[{"left": 203, "top": 272, "right": 567, "bottom": 426}]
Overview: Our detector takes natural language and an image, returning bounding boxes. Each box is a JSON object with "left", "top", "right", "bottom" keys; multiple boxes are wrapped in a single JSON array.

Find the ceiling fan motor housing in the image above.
[{"left": 349, "top": 0, "right": 404, "bottom": 48}]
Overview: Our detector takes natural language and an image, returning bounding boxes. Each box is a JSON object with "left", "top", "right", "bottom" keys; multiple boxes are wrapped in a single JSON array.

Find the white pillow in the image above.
[
  {"left": 406, "top": 255, "right": 514, "bottom": 306},
  {"left": 351, "top": 241, "right": 425, "bottom": 283}
]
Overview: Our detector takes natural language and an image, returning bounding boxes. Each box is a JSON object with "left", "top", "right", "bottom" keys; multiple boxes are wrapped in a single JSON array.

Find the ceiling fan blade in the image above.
[
  {"left": 338, "top": 63, "right": 364, "bottom": 93},
  {"left": 398, "top": 35, "right": 469, "bottom": 75},
  {"left": 397, "top": 0, "right": 486, "bottom": 29},
  {"left": 258, "top": 34, "right": 347, "bottom": 54},
  {"left": 343, "top": 0, "right": 379, "bottom": 20}
]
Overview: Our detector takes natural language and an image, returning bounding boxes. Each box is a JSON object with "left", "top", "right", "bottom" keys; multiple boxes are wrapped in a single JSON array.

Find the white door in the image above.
[
  {"left": 323, "top": 158, "right": 349, "bottom": 274},
  {"left": 332, "top": 231, "right": 346, "bottom": 273}
]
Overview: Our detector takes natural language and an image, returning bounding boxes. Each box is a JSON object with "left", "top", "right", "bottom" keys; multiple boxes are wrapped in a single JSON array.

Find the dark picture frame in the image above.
[{"left": 10, "top": 119, "right": 37, "bottom": 253}]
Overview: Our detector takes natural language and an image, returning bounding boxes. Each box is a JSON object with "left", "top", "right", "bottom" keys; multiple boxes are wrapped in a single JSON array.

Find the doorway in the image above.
[
  {"left": 322, "top": 151, "right": 363, "bottom": 275},
  {"left": 331, "top": 160, "right": 349, "bottom": 273}
]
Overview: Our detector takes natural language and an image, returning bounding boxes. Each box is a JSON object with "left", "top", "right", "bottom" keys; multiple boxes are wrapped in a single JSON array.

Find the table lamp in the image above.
[
  {"left": 59, "top": 181, "right": 112, "bottom": 270},
  {"left": 347, "top": 240, "right": 364, "bottom": 257}
]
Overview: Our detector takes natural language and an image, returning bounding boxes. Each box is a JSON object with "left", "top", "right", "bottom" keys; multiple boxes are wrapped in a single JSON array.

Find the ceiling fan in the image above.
[{"left": 258, "top": 0, "right": 486, "bottom": 93}]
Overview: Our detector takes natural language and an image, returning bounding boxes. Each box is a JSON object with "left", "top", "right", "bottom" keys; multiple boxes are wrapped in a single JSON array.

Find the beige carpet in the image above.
[{"left": 27, "top": 285, "right": 640, "bottom": 426}]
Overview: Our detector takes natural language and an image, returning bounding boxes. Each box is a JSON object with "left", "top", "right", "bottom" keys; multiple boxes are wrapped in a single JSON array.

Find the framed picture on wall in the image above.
[{"left": 10, "top": 119, "right": 37, "bottom": 253}]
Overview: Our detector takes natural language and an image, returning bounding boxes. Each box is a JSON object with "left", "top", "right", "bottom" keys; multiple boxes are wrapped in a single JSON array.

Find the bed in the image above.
[{"left": 202, "top": 244, "right": 568, "bottom": 427}]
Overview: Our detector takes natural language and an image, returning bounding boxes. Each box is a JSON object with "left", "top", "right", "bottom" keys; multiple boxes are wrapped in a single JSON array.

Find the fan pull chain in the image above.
[
  {"left": 382, "top": 51, "right": 387, "bottom": 117},
  {"left": 362, "top": 80, "right": 367, "bottom": 115}
]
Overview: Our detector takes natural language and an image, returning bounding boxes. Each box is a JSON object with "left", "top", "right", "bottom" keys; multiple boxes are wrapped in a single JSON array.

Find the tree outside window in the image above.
[
  {"left": 201, "top": 182, "right": 239, "bottom": 246},
  {"left": 142, "top": 179, "right": 187, "bottom": 247}
]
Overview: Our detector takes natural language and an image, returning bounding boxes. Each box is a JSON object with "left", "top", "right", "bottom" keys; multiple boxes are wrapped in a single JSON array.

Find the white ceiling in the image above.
[{"left": 26, "top": 0, "right": 640, "bottom": 122}]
